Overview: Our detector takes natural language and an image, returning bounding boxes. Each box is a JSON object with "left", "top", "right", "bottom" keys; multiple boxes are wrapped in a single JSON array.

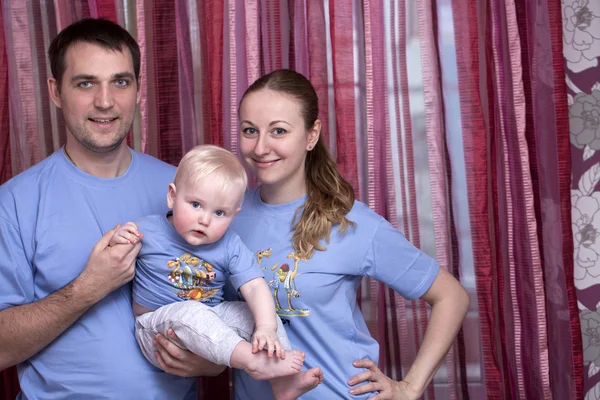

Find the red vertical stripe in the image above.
[
  {"left": 271, "top": 0, "right": 282, "bottom": 70},
  {"left": 452, "top": 0, "right": 503, "bottom": 398},
  {"left": 152, "top": 2, "right": 182, "bottom": 165},
  {"left": 199, "top": 0, "right": 224, "bottom": 147},
  {"left": 306, "top": 1, "right": 329, "bottom": 153},
  {"left": 547, "top": 0, "right": 583, "bottom": 398},
  {"left": 90, "top": 0, "right": 118, "bottom": 21},
  {"left": 0, "top": 0, "right": 11, "bottom": 184},
  {"left": 329, "top": 0, "right": 358, "bottom": 194},
  {"left": 175, "top": 0, "right": 198, "bottom": 152}
]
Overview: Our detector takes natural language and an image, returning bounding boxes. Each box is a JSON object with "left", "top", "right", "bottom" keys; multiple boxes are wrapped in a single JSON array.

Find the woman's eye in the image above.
[
  {"left": 242, "top": 127, "right": 257, "bottom": 135},
  {"left": 273, "top": 128, "right": 286, "bottom": 135}
]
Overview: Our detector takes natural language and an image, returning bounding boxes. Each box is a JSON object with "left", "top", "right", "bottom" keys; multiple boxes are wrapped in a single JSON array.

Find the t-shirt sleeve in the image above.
[
  {"left": 227, "top": 234, "right": 265, "bottom": 291},
  {"left": 362, "top": 218, "right": 440, "bottom": 300},
  {"left": 0, "top": 217, "right": 35, "bottom": 310}
]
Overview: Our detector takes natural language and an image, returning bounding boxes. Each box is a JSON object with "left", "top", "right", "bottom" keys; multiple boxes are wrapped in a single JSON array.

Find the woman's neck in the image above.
[{"left": 259, "top": 180, "right": 307, "bottom": 205}]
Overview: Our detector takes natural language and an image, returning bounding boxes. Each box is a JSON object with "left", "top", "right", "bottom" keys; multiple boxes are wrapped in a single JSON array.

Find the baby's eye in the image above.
[
  {"left": 191, "top": 201, "right": 201, "bottom": 208},
  {"left": 215, "top": 210, "right": 225, "bottom": 217}
]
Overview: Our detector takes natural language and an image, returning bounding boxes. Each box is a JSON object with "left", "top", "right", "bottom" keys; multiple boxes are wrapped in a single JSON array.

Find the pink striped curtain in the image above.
[{"left": 0, "top": 1, "right": 582, "bottom": 399}]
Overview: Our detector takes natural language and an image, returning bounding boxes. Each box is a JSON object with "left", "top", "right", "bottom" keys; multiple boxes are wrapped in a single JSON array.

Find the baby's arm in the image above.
[
  {"left": 238, "top": 278, "right": 283, "bottom": 359},
  {"left": 108, "top": 222, "right": 143, "bottom": 246}
]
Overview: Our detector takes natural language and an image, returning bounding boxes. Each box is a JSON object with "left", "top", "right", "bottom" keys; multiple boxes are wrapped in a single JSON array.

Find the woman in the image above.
[{"left": 228, "top": 69, "right": 470, "bottom": 400}]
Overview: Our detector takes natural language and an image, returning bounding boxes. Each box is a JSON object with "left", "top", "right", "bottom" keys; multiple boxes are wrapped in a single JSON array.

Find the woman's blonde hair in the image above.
[
  {"left": 240, "top": 69, "right": 355, "bottom": 259},
  {"left": 174, "top": 144, "right": 247, "bottom": 206}
]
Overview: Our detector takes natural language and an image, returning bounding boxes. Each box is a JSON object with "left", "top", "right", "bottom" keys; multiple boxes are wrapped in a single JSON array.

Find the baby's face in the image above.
[{"left": 168, "top": 177, "right": 242, "bottom": 246}]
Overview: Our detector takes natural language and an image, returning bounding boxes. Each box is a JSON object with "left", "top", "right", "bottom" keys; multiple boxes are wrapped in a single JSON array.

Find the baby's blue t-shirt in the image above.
[
  {"left": 133, "top": 213, "right": 264, "bottom": 310},
  {"left": 229, "top": 188, "right": 440, "bottom": 399},
  {"left": 0, "top": 148, "right": 197, "bottom": 399}
]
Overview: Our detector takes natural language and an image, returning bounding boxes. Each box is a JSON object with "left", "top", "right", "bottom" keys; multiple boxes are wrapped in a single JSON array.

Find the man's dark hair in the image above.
[{"left": 48, "top": 18, "right": 140, "bottom": 88}]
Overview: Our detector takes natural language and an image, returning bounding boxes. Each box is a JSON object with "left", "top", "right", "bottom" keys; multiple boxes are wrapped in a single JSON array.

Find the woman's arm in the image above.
[{"left": 348, "top": 268, "right": 470, "bottom": 399}]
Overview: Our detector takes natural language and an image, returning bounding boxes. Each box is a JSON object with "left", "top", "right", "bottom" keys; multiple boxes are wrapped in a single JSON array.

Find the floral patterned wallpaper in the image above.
[{"left": 564, "top": 0, "right": 600, "bottom": 398}]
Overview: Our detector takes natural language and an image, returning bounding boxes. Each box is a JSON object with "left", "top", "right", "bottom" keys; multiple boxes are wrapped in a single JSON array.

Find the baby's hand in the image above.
[
  {"left": 109, "top": 222, "right": 143, "bottom": 246},
  {"left": 252, "top": 326, "right": 284, "bottom": 359}
]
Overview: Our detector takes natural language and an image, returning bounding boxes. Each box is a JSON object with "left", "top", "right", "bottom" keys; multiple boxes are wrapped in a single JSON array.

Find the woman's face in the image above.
[{"left": 239, "top": 89, "right": 319, "bottom": 194}]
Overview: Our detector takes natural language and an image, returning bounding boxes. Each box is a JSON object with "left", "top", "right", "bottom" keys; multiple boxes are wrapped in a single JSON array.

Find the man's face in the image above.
[{"left": 48, "top": 42, "right": 140, "bottom": 154}]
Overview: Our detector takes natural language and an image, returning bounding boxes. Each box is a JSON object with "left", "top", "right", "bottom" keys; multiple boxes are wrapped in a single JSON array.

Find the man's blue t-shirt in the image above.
[
  {"left": 133, "top": 213, "right": 264, "bottom": 310},
  {"left": 229, "top": 188, "right": 440, "bottom": 399},
  {"left": 0, "top": 148, "right": 196, "bottom": 399}
]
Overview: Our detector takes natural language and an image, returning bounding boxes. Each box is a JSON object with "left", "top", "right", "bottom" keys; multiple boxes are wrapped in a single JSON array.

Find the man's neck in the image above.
[{"left": 64, "top": 142, "right": 132, "bottom": 178}]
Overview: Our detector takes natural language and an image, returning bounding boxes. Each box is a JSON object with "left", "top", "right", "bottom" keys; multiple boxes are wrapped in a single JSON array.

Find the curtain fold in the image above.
[{"left": 0, "top": 1, "right": 584, "bottom": 399}]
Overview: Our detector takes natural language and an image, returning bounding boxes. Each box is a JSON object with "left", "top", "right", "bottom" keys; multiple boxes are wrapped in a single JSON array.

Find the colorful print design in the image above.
[
  {"left": 167, "top": 253, "right": 219, "bottom": 301},
  {"left": 256, "top": 248, "right": 310, "bottom": 317}
]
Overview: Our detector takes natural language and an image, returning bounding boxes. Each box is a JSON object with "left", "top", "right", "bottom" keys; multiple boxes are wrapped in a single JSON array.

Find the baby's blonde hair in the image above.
[{"left": 174, "top": 145, "right": 247, "bottom": 206}]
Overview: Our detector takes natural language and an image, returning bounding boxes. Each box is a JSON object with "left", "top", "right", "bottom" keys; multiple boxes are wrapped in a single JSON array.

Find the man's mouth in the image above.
[{"left": 89, "top": 117, "right": 118, "bottom": 124}]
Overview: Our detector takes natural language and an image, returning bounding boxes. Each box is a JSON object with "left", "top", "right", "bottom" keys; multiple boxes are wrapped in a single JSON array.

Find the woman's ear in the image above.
[
  {"left": 167, "top": 183, "right": 177, "bottom": 208},
  {"left": 307, "top": 119, "right": 321, "bottom": 150}
]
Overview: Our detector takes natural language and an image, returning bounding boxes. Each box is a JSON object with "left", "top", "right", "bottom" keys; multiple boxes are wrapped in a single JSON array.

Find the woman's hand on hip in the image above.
[{"left": 348, "top": 359, "right": 421, "bottom": 400}]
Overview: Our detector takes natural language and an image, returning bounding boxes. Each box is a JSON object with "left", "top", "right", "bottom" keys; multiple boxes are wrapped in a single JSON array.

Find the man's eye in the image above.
[
  {"left": 115, "top": 79, "right": 129, "bottom": 87},
  {"left": 78, "top": 82, "right": 92, "bottom": 88},
  {"left": 215, "top": 210, "right": 224, "bottom": 217},
  {"left": 191, "top": 201, "right": 200, "bottom": 208}
]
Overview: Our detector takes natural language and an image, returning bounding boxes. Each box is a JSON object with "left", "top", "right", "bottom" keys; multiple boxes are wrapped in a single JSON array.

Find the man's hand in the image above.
[
  {"left": 154, "top": 329, "right": 226, "bottom": 378},
  {"left": 109, "top": 222, "right": 143, "bottom": 246},
  {"left": 76, "top": 225, "right": 141, "bottom": 302}
]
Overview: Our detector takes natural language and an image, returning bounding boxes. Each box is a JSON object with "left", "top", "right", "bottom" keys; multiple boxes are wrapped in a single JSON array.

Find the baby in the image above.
[{"left": 110, "top": 145, "right": 322, "bottom": 399}]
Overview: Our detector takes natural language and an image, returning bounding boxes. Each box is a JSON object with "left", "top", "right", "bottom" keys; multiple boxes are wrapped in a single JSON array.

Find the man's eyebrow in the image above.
[
  {"left": 113, "top": 72, "right": 135, "bottom": 80},
  {"left": 70, "top": 72, "right": 135, "bottom": 82},
  {"left": 71, "top": 74, "right": 96, "bottom": 82}
]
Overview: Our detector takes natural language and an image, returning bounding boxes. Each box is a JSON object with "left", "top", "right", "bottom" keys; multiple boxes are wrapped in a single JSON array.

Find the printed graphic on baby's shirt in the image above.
[
  {"left": 257, "top": 248, "right": 310, "bottom": 317},
  {"left": 167, "top": 253, "right": 219, "bottom": 301}
]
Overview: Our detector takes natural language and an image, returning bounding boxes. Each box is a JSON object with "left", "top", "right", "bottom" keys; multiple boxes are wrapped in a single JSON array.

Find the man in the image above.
[{"left": 0, "top": 18, "right": 221, "bottom": 399}]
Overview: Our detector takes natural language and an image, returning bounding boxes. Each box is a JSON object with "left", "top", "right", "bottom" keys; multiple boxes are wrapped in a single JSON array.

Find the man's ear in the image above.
[
  {"left": 167, "top": 183, "right": 177, "bottom": 208},
  {"left": 47, "top": 78, "right": 62, "bottom": 108},
  {"left": 136, "top": 77, "right": 142, "bottom": 105}
]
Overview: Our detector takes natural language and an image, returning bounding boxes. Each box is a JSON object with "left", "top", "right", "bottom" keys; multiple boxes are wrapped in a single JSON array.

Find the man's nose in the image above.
[{"left": 94, "top": 84, "right": 115, "bottom": 109}]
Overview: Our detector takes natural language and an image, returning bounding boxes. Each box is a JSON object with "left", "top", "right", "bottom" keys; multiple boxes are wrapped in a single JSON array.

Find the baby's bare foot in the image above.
[
  {"left": 270, "top": 366, "right": 324, "bottom": 400},
  {"left": 244, "top": 350, "right": 305, "bottom": 380}
]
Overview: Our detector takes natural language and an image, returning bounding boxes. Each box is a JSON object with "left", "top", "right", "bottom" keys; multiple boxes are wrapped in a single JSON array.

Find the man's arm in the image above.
[
  {"left": 0, "top": 279, "right": 96, "bottom": 369},
  {"left": 0, "top": 226, "right": 139, "bottom": 369}
]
